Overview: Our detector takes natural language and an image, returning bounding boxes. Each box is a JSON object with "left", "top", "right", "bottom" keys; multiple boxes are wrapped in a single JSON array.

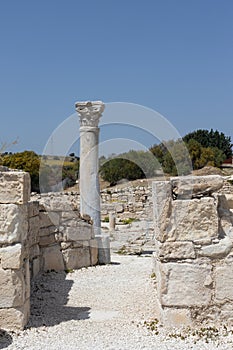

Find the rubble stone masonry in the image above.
[
  {"left": 0, "top": 169, "right": 97, "bottom": 331},
  {"left": 152, "top": 175, "right": 233, "bottom": 328}
]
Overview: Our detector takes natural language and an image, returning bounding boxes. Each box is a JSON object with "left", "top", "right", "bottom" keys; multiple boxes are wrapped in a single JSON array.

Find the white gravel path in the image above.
[{"left": 2, "top": 253, "right": 233, "bottom": 350}]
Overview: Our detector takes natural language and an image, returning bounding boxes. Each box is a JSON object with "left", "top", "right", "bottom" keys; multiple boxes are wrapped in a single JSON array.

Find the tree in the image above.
[
  {"left": 99, "top": 149, "right": 161, "bottom": 185},
  {"left": 1, "top": 151, "right": 40, "bottom": 191},
  {"left": 150, "top": 139, "right": 192, "bottom": 175},
  {"left": 0, "top": 151, "right": 80, "bottom": 193},
  {"left": 187, "top": 139, "right": 202, "bottom": 169},
  {"left": 183, "top": 129, "right": 232, "bottom": 159},
  {"left": 150, "top": 143, "right": 167, "bottom": 165},
  {"left": 100, "top": 157, "right": 144, "bottom": 185}
]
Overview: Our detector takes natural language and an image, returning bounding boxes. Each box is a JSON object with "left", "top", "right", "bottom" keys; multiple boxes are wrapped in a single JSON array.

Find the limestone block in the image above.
[
  {"left": 39, "top": 211, "right": 60, "bottom": 228},
  {"left": 220, "top": 303, "right": 233, "bottom": 322},
  {"left": 39, "top": 234, "right": 56, "bottom": 247},
  {"left": 0, "top": 244, "right": 23, "bottom": 269},
  {"left": 156, "top": 241, "right": 195, "bottom": 260},
  {"left": 0, "top": 171, "right": 31, "bottom": 204},
  {"left": 157, "top": 262, "right": 212, "bottom": 307},
  {"left": 39, "top": 226, "right": 57, "bottom": 237},
  {"left": 41, "top": 244, "right": 64, "bottom": 271},
  {"left": 152, "top": 181, "right": 172, "bottom": 214},
  {"left": 29, "top": 215, "right": 40, "bottom": 233},
  {"left": 115, "top": 204, "right": 124, "bottom": 213},
  {"left": 61, "top": 218, "right": 84, "bottom": 228},
  {"left": 0, "top": 204, "right": 28, "bottom": 244},
  {"left": 28, "top": 215, "right": 40, "bottom": 246},
  {"left": 24, "top": 259, "right": 30, "bottom": 300},
  {"left": 199, "top": 236, "right": 233, "bottom": 259},
  {"left": 61, "top": 210, "right": 80, "bottom": 222},
  {"left": 152, "top": 181, "right": 172, "bottom": 242},
  {"left": 63, "top": 247, "right": 91, "bottom": 270},
  {"left": 162, "top": 307, "right": 192, "bottom": 327},
  {"left": 38, "top": 196, "right": 77, "bottom": 212},
  {"left": 27, "top": 201, "right": 39, "bottom": 218},
  {"left": 171, "top": 175, "right": 224, "bottom": 199},
  {"left": 165, "top": 198, "right": 218, "bottom": 242},
  {"left": 0, "top": 299, "right": 30, "bottom": 331},
  {"left": 225, "top": 194, "right": 233, "bottom": 210},
  {"left": 60, "top": 222, "right": 93, "bottom": 241},
  {"left": 29, "top": 244, "right": 40, "bottom": 259},
  {"left": 215, "top": 263, "right": 233, "bottom": 301},
  {"left": 0, "top": 269, "right": 25, "bottom": 307}
]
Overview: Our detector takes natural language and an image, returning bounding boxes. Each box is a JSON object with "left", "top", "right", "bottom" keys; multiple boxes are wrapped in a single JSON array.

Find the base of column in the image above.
[{"left": 95, "top": 234, "right": 111, "bottom": 265}]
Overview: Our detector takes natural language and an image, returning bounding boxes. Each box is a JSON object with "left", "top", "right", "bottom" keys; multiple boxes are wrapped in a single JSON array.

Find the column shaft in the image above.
[{"left": 79, "top": 126, "right": 100, "bottom": 234}]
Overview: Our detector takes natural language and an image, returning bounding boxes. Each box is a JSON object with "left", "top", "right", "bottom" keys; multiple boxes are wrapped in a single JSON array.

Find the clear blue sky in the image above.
[{"left": 0, "top": 0, "right": 232, "bottom": 155}]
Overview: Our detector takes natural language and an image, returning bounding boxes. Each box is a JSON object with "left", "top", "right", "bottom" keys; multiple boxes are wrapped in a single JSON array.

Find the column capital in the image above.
[{"left": 75, "top": 101, "right": 105, "bottom": 128}]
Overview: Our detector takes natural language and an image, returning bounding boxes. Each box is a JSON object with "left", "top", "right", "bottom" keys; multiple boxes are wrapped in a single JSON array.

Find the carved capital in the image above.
[{"left": 75, "top": 101, "right": 105, "bottom": 128}]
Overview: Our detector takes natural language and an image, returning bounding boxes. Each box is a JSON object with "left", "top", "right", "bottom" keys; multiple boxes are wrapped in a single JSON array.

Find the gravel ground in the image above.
[{"left": 1, "top": 253, "right": 233, "bottom": 349}]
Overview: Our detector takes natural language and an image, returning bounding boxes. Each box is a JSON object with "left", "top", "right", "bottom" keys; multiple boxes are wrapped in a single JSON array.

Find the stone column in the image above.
[
  {"left": 75, "top": 101, "right": 110, "bottom": 264},
  {"left": 75, "top": 101, "right": 103, "bottom": 234},
  {"left": 109, "top": 212, "right": 116, "bottom": 232}
]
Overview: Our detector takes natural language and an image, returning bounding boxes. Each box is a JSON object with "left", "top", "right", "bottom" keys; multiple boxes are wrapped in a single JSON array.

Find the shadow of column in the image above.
[
  {"left": 0, "top": 329, "right": 13, "bottom": 349},
  {"left": 27, "top": 271, "right": 90, "bottom": 328}
]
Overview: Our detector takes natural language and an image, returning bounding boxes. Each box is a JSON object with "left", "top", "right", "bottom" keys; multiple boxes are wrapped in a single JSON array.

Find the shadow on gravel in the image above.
[
  {"left": 26, "top": 271, "right": 90, "bottom": 328},
  {"left": 0, "top": 329, "right": 13, "bottom": 349},
  {"left": 110, "top": 261, "right": 121, "bottom": 265}
]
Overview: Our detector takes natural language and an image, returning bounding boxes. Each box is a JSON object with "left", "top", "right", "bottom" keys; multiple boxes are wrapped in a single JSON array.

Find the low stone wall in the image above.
[
  {"left": 101, "top": 184, "right": 153, "bottom": 221},
  {"left": 153, "top": 175, "right": 233, "bottom": 328},
  {"left": 0, "top": 170, "right": 97, "bottom": 331},
  {"left": 32, "top": 185, "right": 154, "bottom": 223},
  {"left": 34, "top": 192, "right": 98, "bottom": 272}
]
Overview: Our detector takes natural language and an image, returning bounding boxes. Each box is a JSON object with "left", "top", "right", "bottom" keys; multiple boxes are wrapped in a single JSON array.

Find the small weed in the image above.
[
  {"left": 116, "top": 245, "right": 127, "bottom": 255},
  {"left": 168, "top": 324, "right": 232, "bottom": 343},
  {"left": 143, "top": 319, "right": 160, "bottom": 335},
  {"left": 119, "top": 217, "right": 139, "bottom": 225},
  {"left": 65, "top": 269, "right": 75, "bottom": 274},
  {"left": 150, "top": 272, "right": 156, "bottom": 279},
  {"left": 102, "top": 216, "right": 109, "bottom": 223}
]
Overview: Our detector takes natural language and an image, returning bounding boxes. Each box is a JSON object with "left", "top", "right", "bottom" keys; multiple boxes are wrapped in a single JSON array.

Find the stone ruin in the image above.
[
  {"left": 0, "top": 169, "right": 98, "bottom": 330},
  {"left": 0, "top": 100, "right": 111, "bottom": 331},
  {"left": 1, "top": 99, "right": 233, "bottom": 332},
  {"left": 1, "top": 166, "right": 233, "bottom": 331},
  {"left": 153, "top": 175, "right": 233, "bottom": 328}
]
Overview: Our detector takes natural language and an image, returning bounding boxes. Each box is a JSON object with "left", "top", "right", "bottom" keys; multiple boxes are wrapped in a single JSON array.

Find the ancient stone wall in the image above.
[
  {"left": 101, "top": 184, "right": 153, "bottom": 221},
  {"left": 153, "top": 175, "right": 233, "bottom": 328},
  {"left": 34, "top": 192, "right": 98, "bottom": 272},
  {"left": 0, "top": 170, "right": 31, "bottom": 330},
  {"left": 32, "top": 185, "right": 154, "bottom": 223},
  {"left": 0, "top": 169, "right": 97, "bottom": 331}
]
